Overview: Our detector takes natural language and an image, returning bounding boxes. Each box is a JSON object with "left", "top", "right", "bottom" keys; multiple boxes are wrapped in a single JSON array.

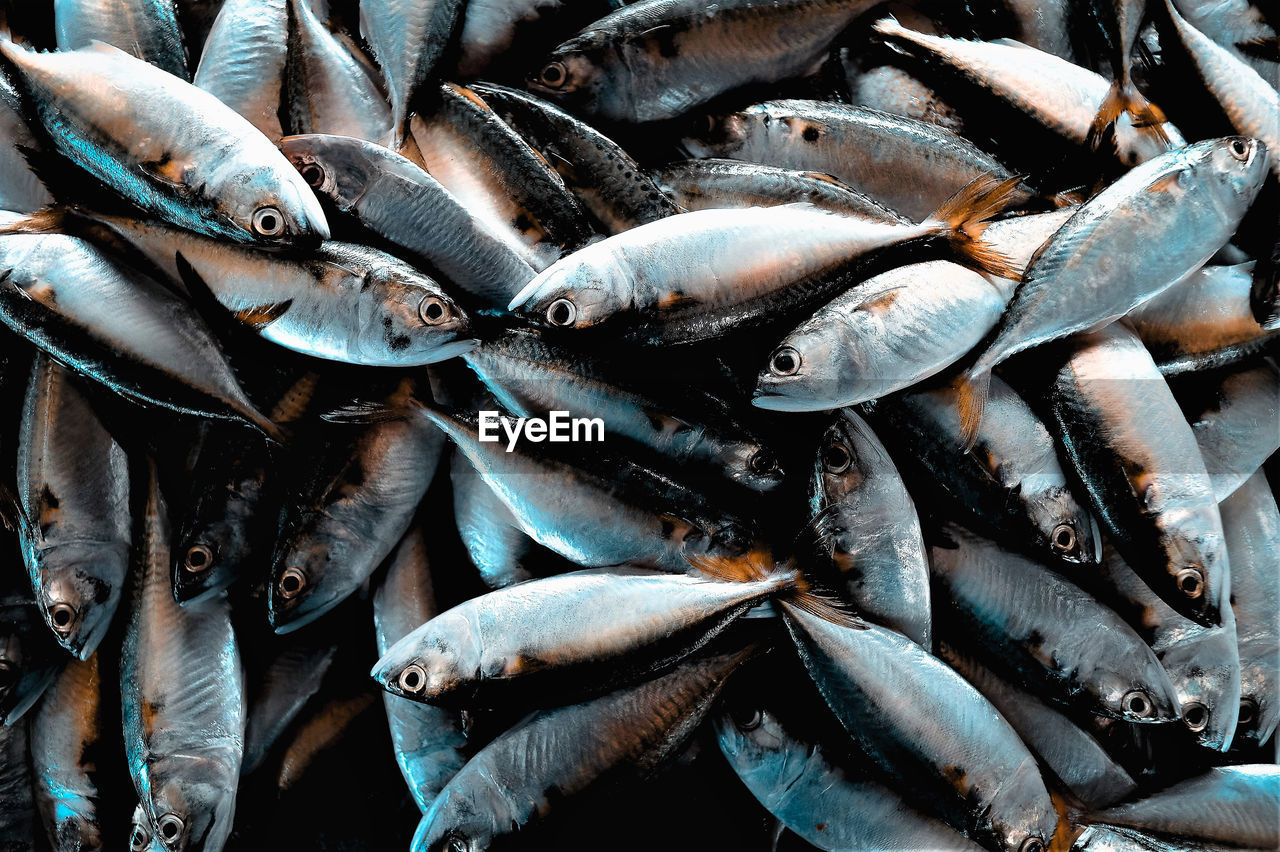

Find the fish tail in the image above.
[
  {"left": 1088, "top": 80, "right": 1171, "bottom": 150},
  {"left": 955, "top": 367, "right": 991, "bottom": 451},
  {"left": 781, "top": 573, "right": 864, "bottom": 629},
  {"left": 0, "top": 206, "right": 72, "bottom": 236},
  {"left": 931, "top": 173, "right": 1023, "bottom": 279},
  {"left": 687, "top": 547, "right": 783, "bottom": 585}
]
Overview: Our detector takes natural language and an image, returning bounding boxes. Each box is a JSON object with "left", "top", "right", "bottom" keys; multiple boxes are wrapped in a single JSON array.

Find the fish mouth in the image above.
[
  {"left": 419, "top": 338, "right": 480, "bottom": 365},
  {"left": 751, "top": 391, "right": 833, "bottom": 412}
]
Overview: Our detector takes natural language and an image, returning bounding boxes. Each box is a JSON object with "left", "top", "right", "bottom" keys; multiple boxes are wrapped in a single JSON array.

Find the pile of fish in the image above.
[{"left": 0, "top": 0, "right": 1276, "bottom": 850}]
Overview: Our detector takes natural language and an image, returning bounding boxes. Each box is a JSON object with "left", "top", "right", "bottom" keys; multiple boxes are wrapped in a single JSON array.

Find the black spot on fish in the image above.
[
  {"left": 803, "top": 126, "right": 820, "bottom": 143},
  {"left": 40, "top": 486, "right": 58, "bottom": 511}
]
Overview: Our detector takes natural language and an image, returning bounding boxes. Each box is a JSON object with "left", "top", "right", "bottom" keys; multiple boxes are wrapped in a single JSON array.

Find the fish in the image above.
[
  {"left": 782, "top": 603, "right": 1058, "bottom": 852},
  {"left": 450, "top": 451, "right": 539, "bottom": 589},
  {"left": 120, "top": 463, "right": 244, "bottom": 852},
  {"left": 1219, "top": 470, "right": 1280, "bottom": 747},
  {"left": 0, "top": 39, "right": 329, "bottom": 245},
  {"left": 1091, "top": 0, "right": 1171, "bottom": 148},
  {"left": 454, "top": 0, "right": 623, "bottom": 79},
  {"left": 803, "top": 408, "right": 932, "bottom": 646},
  {"left": 1042, "top": 322, "right": 1230, "bottom": 626},
  {"left": 928, "top": 525, "right": 1181, "bottom": 723},
  {"left": 372, "top": 523, "right": 468, "bottom": 812},
  {"left": 29, "top": 652, "right": 107, "bottom": 852},
  {"left": 1181, "top": 360, "right": 1280, "bottom": 502},
  {"left": 279, "top": 132, "right": 538, "bottom": 308},
  {"left": 682, "top": 100, "right": 1031, "bottom": 222},
  {"left": 0, "top": 584, "right": 62, "bottom": 726},
  {"left": 412, "top": 645, "right": 753, "bottom": 852},
  {"left": 193, "top": 0, "right": 287, "bottom": 139},
  {"left": 960, "top": 136, "right": 1269, "bottom": 444},
  {"left": 526, "top": 0, "right": 885, "bottom": 124},
  {"left": 866, "top": 372, "right": 1100, "bottom": 567},
  {"left": 283, "top": 0, "right": 393, "bottom": 141},
  {"left": 1072, "top": 823, "right": 1269, "bottom": 851},
  {"left": 93, "top": 214, "right": 474, "bottom": 367},
  {"left": 54, "top": 0, "right": 189, "bottom": 78},
  {"left": 1169, "top": 0, "right": 1280, "bottom": 90},
  {"left": 847, "top": 63, "right": 967, "bottom": 136},
  {"left": 509, "top": 173, "right": 1022, "bottom": 345}
]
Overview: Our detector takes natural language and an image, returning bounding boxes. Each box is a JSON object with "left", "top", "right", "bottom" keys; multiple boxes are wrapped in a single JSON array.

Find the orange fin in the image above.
[
  {"left": 234, "top": 299, "right": 293, "bottom": 330},
  {"left": 687, "top": 547, "right": 781, "bottom": 584},
  {"left": 955, "top": 367, "right": 992, "bottom": 451},
  {"left": 1087, "top": 80, "right": 1171, "bottom": 151},
  {"left": 0, "top": 206, "right": 70, "bottom": 235},
  {"left": 1145, "top": 170, "right": 1186, "bottom": 194},
  {"left": 931, "top": 173, "right": 1025, "bottom": 280}
]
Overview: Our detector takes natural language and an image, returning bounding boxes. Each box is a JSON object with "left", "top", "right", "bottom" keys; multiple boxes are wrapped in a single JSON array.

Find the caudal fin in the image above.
[
  {"left": 687, "top": 549, "right": 861, "bottom": 628},
  {"left": 930, "top": 173, "right": 1024, "bottom": 279},
  {"left": 954, "top": 367, "right": 992, "bottom": 451},
  {"left": 1087, "top": 80, "right": 1171, "bottom": 151}
]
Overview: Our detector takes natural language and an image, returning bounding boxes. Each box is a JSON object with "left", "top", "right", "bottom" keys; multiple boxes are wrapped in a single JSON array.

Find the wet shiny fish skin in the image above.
[
  {"left": 752, "top": 259, "right": 1010, "bottom": 411},
  {"left": 781, "top": 603, "right": 1058, "bottom": 852},
  {"left": 1072, "top": 823, "right": 1270, "bottom": 851},
  {"left": 283, "top": 0, "right": 393, "bottom": 142},
  {"left": 95, "top": 215, "right": 474, "bottom": 368},
  {"left": 872, "top": 18, "right": 1183, "bottom": 166},
  {"left": 279, "top": 133, "right": 537, "bottom": 308},
  {"left": 373, "top": 565, "right": 789, "bottom": 708},
  {"left": 240, "top": 628, "right": 339, "bottom": 776},
  {"left": 450, "top": 451, "right": 537, "bottom": 590},
  {"left": 372, "top": 524, "right": 468, "bottom": 813},
  {"left": 412, "top": 646, "right": 751, "bottom": 852},
  {"left": 0, "top": 227, "right": 278, "bottom": 438},
  {"left": 121, "top": 466, "right": 244, "bottom": 852},
  {"left": 683, "top": 100, "right": 1028, "bottom": 222},
  {"left": 54, "top": 0, "right": 189, "bottom": 79},
  {"left": 1128, "top": 263, "right": 1280, "bottom": 376},
  {"left": 526, "top": 0, "right": 879, "bottom": 125},
  {"left": 847, "top": 62, "right": 967, "bottom": 136},
  {"left": 929, "top": 526, "right": 1181, "bottom": 724},
  {"left": 269, "top": 377, "right": 446, "bottom": 634},
  {"left": 30, "top": 652, "right": 106, "bottom": 852},
  {"left": 1170, "top": 0, "right": 1280, "bottom": 90},
  {"left": 1181, "top": 360, "right": 1280, "bottom": 502},
  {"left": 1220, "top": 471, "right": 1280, "bottom": 747},
  {"left": 402, "top": 83, "right": 593, "bottom": 272},
  {"left": 940, "top": 644, "right": 1139, "bottom": 810},
  {"left": 462, "top": 328, "right": 784, "bottom": 492},
  {"left": 472, "top": 82, "right": 684, "bottom": 235},
  {"left": 0, "top": 75, "right": 53, "bottom": 213},
  {"left": 714, "top": 702, "right": 983, "bottom": 851},
  {"left": 0, "top": 40, "right": 328, "bottom": 246},
  {"left": 804, "top": 409, "right": 931, "bottom": 647},
  {"left": 194, "top": 0, "right": 287, "bottom": 140},
  {"left": 0, "top": 716, "right": 35, "bottom": 850},
  {"left": 1089, "top": 765, "right": 1280, "bottom": 848},
  {"left": 1045, "top": 323, "right": 1230, "bottom": 626},
  {"left": 868, "top": 373, "right": 1100, "bottom": 567}
]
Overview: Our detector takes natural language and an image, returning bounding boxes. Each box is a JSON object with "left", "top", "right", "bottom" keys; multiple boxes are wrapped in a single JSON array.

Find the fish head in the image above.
[
  {"left": 508, "top": 256, "right": 632, "bottom": 330},
  {"left": 279, "top": 134, "right": 373, "bottom": 211},
  {"left": 713, "top": 700, "right": 801, "bottom": 781},
  {"left": 1023, "top": 484, "right": 1100, "bottom": 566},
  {"left": 526, "top": 33, "right": 619, "bottom": 117},
  {"left": 1158, "top": 624, "right": 1241, "bottom": 752},
  {"left": 1203, "top": 137, "right": 1269, "bottom": 216},
  {"left": 1087, "top": 654, "right": 1181, "bottom": 725},
  {"left": 172, "top": 517, "right": 249, "bottom": 607},
  {"left": 267, "top": 527, "right": 352, "bottom": 635},
  {"left": 210, "top": 160, "right": 331, "bottom": 248},
  {"left": 129, "top": 803, "right": 153, "bottom": 852},
  {"left": 371, "top": 611, "right": 481, "bottom": 704},
  {"left": 679, "top": 110, "right": 752, "bottom": 159},
  {"left": 1156, "top": 516, "right": 1228, "bottom": 627},
  {"left": 986, "top": 756, "right": 1058, "bottom": 852},
  {"left": 412, "top": 786, "right": 506, "bottom": 852},
  {"left": 719, "top": 440, "right": 785, "bottom": 492},
  {"left": 29, "top": 541, "right": 126, "bottom": 659},
  {"left": 143, "top": 756, "right": 237, "bottom": 852},
  {"left": 1235, "top": 646, "right": 1279, "bottom": 747},
  {"left": 356, "top": 264, "right": 473, "bottom": 365},
  {"left": 753, "top": 322, "right": 848, "bottom": 412}
]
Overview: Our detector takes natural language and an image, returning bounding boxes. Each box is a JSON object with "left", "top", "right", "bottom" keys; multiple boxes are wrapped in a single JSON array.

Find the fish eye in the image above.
[
  {"left": 822, "top": 442, "right": 851, "bottom": 474},
  {"left": 1050, "top": 524, "right": 1077, "bottom": 554},
  {"left": 748, "top": 449, "right": 777, "bottom": 476},
  {"left": 48, "top": 602, "right": 78, "bottom": 634},
  {"left": 299, "top": 162, "right": 326, "bottom": 188},
  {"left": 769, "top": 346, "right": 801, "bottom": 377},
  {"left": 1228, "top": 137, "right": 1250, "bottom": 162},
  {"left": 1182, "top": 702, "right": 1208, "bottom": 732},
  {"left": 1019, "top": 838, "right": 1045, "bottom": 852},
  {"left": 184, "top": 543, "right": 214, "bottom": 573},
  {"left": 1239, "top": 698, "right": 1258, "bottom": 726},
  {"left": 251, "top": 206, "right": 286, "bottom": 237},
  {"left": 398, "top": 663, "right": 427, "bottom": 695},
  {"left": 730, "top": 705, "right": 763, "bottom": 731},
  {"left": 157, "top": 814, "right": 185, "bottom": 844},
  {"left": 538, "top": 61, "right": 568, "bottom": 89},
  {"left": 278, "top": 566, "right": 308, "bottom": 600},
  {"left": 546, "top": 298, "right": 577, "bottom": 326},
  {"left": 129, "top": 825, "right": 151, "bottom": 851},
  {"left": 1176, "top": 566, "right": 1204, "bottom": 599},
  {"left": 419, "top": 295, "right": 450, "bottom": 326},
  {"left": 446, "top": 835, "right": 469, "bottom": 852},
  {"left": 1122, "top": 689, "right": 1154, "bottom": 719},
  {"left": 0, "top": 661, "right": 16, "bottom": 694}
]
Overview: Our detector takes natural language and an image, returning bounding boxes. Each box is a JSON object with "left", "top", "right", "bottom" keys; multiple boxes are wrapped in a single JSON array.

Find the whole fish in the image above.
[
  {"left": 928, "top": 526, "right": 1181, "bottom": 723},
  {"left": 17, "top": 354, "right": 130, "bottom": 659},
  {"left": 1044, "top": 323, "right": 1230, "bottom": 625},
  {"left": 961, "top": 136, "right": 1269, "bottom": 444},
  {"left": 714, "top": 700, "right": 984, "bottom": 850},
  {"left": 283, "top": 0, "right": 393, "bottom": 141},
  {"left": 360, "top": 0, "right": 468, "bottom": 144},
  {"left": 1127, "top": 263, "right": 1280, "bottom": 375},
  {"left": 450, "top": 452, "right": 537, "bottom": 589},
  {"left": 97, "top": 215, "right": 473, "bottom": 367},
  {"left": 1182, "top": 360, "right": 1280, "bottom": 502},
  {"left": 121, "top": 465, "right": 244, "bottom": 852},
  {"left": 0, "top": 717, "right": 34, "bottom": 851},
  {"left": 54, "top": 0, "right": 189, "bottom": 78},
  {"left": 30, "top": 653, "right": 106, "bottom": 852},
  {"left": 1089, "top": 765, "right": 1280, "bottom": 848},
  {"left": 526, "top": 0, "right": 885, "bottom": 124},
  {"left": 372, "top": 524, "right": 468, "bottom": 812},
  {"left": 374, "top": 562, "right": 800, "bottom": 708},
  {"left": 279, "top": 132, "right": 538, "bottom": 308},
  {"left": 509, "top": 174, "right": 1022, "bottom": 345},
  {"left": 269, "top": 377, "right": 445, "bottom": 633},
  {"left": 682, "top": 100, "right": 1030, "bottom": 222},
  {"left": 0, "top": 223, "right": 279, "bottom": 437},
  {"left": 240, "top": 623, "right": 339, "bottom": 775},
  {"left": 803, "top": 409, "right": 931, "bottom": 646},
  {"left": 867, "top": 373, "right": 1100, "bottom": 567},
  {"left": 193, "top": 0, "right": 287, "bottom": 140},
  {"left": 0, "top": 40, "right": 328, "bottom": 245},
  {"left": 412, "top": 646, "right": 752, "bottom": 852},
  {"left": 782, "top": 603, "right": 1058, "bottom": 852},
  {"left": 1220, "top": 470, "right": 1280, "bottom": 747}
]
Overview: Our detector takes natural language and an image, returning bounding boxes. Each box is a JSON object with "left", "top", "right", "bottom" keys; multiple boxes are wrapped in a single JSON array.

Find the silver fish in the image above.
[
  {"left": 1171, "top": 0, "right": 1280, "bottom": 90},
  {"left": 450, "top": 451, "right": 537, "bottom": 589},
  {"left": 848, "top": 63, "right": 967, "bottom": 135},
  {"left": 54, "top": 0, "right": 189, "bottom": 78},
  {"left": 1183, "top": 361, "right": 1280, "bottom": 503},
  {"left": 193, "top": 0, "right": 287, "bottom": 139}
]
